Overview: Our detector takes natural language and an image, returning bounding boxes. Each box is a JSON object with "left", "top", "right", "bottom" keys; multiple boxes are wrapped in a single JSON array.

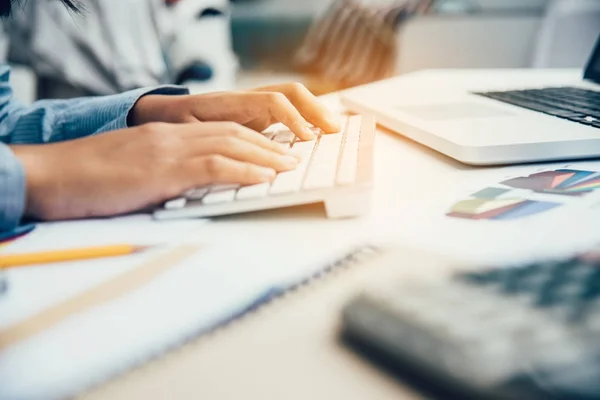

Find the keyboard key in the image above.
[
  {"left": 304, "top": 135, "right": 342, "bottom": 190},
  {"left": 318, "top": 132, "right": 344, "bottom": 149},
  {"left": 552, "top": 111, "right": 586, "bottom": 119},
  {"left": 291, "top": 140, "right": 317, "bottom": 158},
  {"left": 270, "top": 170, "right": 303, "bottom": 195},
  {"left": 184, "top": 187, "right": 209, "bottom": 200},
  {"left": 345, "top": 116, "right": 361, "bottom": 137},
  {"left": 304, "top": 169, "right": 338, "bottom": 190},
  {"left": 273, "top": 131, "right": 296, "bottom": 144},
  {"left": 164, "top": 197, "right": 187, "bottom": 210},
  {"left": 261, "top": 130, "right": 276, "bottom": 140},
  {"left": 475, "top": 87, "right": 600, "bottom": 122},
  {"left": 337, "top": 116, "right": 361, "bottom": 185},
  {"left": 573, "top": 117, "right": 595, "bottom": 126},
  {"left": 209, "top": 184, "right": 239, "bottom": 192},
  {"left": 202, "top": 185, "right": 238, "bottom": 205},
  {"left": 270, "top": 142, "right": 315, "bottom": 195},
  {"left": 202, "top": 190, "right": 237, "bottom": 205},
  {"left": 236, "top": 183, "right": 270, "bottom": 200},
  {"left": 337, "top": 155, "right": 358, "bottom": 185}
]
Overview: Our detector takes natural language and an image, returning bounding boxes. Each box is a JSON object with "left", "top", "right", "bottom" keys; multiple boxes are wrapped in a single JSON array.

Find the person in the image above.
[
  {"left": 1, "top": 0, "right": 237, "bottom": 98},
  {"left": 0, "top": 0, "right": 340, "bottom": 234}
]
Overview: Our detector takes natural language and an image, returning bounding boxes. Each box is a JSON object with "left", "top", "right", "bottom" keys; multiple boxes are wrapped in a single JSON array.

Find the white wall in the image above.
[{"left": 398, "top": 15, "right": 542, "bottom": 73}]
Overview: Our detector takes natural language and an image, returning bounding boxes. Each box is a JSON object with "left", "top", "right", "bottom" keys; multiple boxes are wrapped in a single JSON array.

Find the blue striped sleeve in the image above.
[
  {"left": 0, "top": 143, "right": 25, "bottom": 232},
  {"left": 0, "top": 64, "right": 189, "bottom": 232},
  {"left": 0, "top": 65, "right": 189, "bottom": 145},
  {"left": 5, "top": 85, "right": 189, "bottom": 144}
]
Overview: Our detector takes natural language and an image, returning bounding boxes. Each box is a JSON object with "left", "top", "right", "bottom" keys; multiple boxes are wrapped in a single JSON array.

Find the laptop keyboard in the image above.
[{"left": 476, "top": 87, "right": 600, "bottom": 129}]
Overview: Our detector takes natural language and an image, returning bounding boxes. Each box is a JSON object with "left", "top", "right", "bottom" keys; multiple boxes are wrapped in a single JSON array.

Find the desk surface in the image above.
[
  {"left": 84, "top": 246, "right": 454, "bottom": 400},
  {"left": 82, "top": 69, "right": 595, "bottom": 399}
]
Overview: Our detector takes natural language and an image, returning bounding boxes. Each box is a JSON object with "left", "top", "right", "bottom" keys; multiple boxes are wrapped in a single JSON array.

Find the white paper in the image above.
[
  {"left": 0, "top": 213, "right": 366, "bottom": 400},
  {"left": 369, "top": 160, "right": 600, "bottom": 266},
  {"left": 0, "top": 215, "right": 207, "bottom": 330}
]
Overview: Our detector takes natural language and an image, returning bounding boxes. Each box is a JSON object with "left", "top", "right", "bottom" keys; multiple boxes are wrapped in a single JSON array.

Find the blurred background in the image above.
[{"left": 1, "top": 0, "right": 599, "bottom": 104}]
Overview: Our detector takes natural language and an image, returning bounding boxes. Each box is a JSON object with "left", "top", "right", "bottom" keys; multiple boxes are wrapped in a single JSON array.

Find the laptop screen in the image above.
[{"left": 584, "top": 33, "right": 600, "bottom": 84}]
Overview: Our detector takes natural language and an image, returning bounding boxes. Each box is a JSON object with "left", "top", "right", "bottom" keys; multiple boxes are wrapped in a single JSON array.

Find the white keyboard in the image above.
[{"left": 153, "top": 114, "right": 375, "bottom": 220}]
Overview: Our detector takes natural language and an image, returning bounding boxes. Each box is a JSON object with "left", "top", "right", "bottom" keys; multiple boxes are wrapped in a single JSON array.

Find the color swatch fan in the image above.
[
  {"left": 447, "top": 188, "right": 560, "bottom": 221},
  {"left": 501, "top": 169, "right": 600, "bottom": 197},
  {"left": 447, "top": 168, "right": 600, "bottom": 222}
]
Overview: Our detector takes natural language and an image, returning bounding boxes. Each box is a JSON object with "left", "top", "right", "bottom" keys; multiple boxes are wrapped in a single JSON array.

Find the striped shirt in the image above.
[{"left": 0, "top": 65, "right": 188, "bottom": 233}]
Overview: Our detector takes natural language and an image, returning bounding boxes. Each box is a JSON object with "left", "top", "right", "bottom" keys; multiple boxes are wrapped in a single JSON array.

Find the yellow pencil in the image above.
[{"left": 0, "top": 244, "right": 151, "bottom": 269}]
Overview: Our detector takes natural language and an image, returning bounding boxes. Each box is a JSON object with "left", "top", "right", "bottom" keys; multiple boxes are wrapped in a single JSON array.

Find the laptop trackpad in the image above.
[{"left": 397, "top": 102, "right": 513, "bottom": 121}]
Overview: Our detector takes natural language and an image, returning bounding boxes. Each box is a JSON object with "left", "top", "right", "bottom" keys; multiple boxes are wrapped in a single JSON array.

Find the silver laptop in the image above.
[{"left": 341, "top": 33, "right": 600, "bottom": 166}]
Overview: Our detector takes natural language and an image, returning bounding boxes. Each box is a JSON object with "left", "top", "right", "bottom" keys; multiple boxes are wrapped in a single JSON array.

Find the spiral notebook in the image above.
[{"left": 0, "top": 241, "right": 380, "bottom": 400}]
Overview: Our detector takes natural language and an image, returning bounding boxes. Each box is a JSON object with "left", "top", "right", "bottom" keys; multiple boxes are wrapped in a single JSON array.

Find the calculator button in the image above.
[
  {"left": 579, "top": 274, "right": 600, "bottom": 301},
  {"left": 459, "top": 269, "right": 504, "bottom": 285},
  {"left": 537, "top": 287, "right": 562, "bottom": 307},
  {"left": 584, "top": 314, "right": 600, "bottom": 332},
  {"left": 515, "top": 273, "right": 551, "bottom": 294}
]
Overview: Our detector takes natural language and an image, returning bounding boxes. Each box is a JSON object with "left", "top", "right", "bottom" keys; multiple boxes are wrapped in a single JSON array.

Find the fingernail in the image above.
[
  {"left": 302, "top": 127, "right": 316, "bottom": 140},
  {"left": 258, "top": 167, "right": 276, "bottom": 181},
  {"left": 273, "top": 143, "right": 290, "bottom": 154},
  {"left": 280, "top": 155, "right": 299, "bottom": 168},
  {"left": 287, "top": 149, "right": 303, "bottom": 161},
  {"left": 328, "top": 115, "right": 342, "bottom": 131}
]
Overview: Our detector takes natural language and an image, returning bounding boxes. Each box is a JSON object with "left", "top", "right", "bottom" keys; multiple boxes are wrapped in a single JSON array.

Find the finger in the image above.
[
  {"left": 244, "top": 116, "right": 274, "bottom": 134},
  {"left": 260, "top": 92, "right": 316, "bottom": 140},
  {"left": 254, "top": 83, "right": 341, "bottom": 133},
  {"left": 173, "top": 122, "right": 294, "bottom": 156},
  {"left": 189, "top": 135, "right": 299, "bottom": 172},
  {"left": 205, "top": 122, "right": 295, "bottom": 156},
  {"left": 183, "top": 155, "right": 277, "bottom": 187}
]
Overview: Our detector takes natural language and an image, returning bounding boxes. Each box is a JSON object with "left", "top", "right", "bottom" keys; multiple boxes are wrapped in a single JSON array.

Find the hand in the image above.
[
  {"left": 132, "top": 83, "right": 341, "bottom": 141},
  {"left": 11, "top": 122, "right": 299, "bottom": 221}
]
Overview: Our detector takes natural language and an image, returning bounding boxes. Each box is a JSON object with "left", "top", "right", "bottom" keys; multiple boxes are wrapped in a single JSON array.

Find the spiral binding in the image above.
[{"left": 80, "top": 244, "right": 384, "bottom": 397}]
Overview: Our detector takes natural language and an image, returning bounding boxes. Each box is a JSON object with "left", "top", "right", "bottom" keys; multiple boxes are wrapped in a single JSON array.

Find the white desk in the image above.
[
  {"left": 80, "top": 69, "right": 600, "bottom": 399},
  {"left": 182, "top": 69, "right": 599, "bottom": 266}
]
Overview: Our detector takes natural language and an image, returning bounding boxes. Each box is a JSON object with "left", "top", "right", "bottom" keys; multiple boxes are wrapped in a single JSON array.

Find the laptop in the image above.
[{"left": 341, "top": 33, "right": 600, "bottom": 166}]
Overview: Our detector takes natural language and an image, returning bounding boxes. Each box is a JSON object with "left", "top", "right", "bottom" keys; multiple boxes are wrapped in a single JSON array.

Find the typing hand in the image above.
[
  {"left": 10, "top": 122, "right": 299, "bottom": 221},
  {"left": 132, "top": 83, "right": 342, "bottom": 141}
]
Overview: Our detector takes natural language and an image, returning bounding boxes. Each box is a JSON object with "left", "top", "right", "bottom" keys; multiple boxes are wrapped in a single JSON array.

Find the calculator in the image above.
[{"left": 341, "top": 255, "right": 600, "bottom": 400}]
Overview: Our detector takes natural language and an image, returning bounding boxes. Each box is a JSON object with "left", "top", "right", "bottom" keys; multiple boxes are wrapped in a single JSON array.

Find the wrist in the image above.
[
  {"left": 10, "top": 145, "right": 52, "bottom": 219},
  {"left": 130, "top": 94, "right": 190, "bottom": 126}
]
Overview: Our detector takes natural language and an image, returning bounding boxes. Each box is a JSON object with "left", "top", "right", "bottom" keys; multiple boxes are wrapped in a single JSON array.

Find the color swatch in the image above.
[
  {"left": 501, "top": 169, "right": 600, "bottom": 197},
  {"left": 447, "top": 193, "right": 560, "bottom": 221},
  {"left": 447, "top": 168, "right": 600, "bottom": 221}
]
